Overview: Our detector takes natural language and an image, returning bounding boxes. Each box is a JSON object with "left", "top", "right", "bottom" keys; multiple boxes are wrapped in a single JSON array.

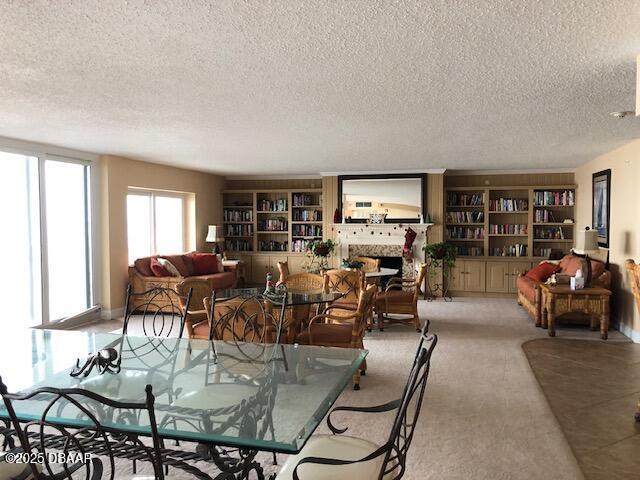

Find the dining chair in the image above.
[
  {"left": 123, "top": 284, "right": 193, "bottom": 339},
  {"left": 0, "top": 379, "right": 166, "bottom": 479},
  {"left": 280, "top": 272, "right": 325, "bottom": 342},
  {"left": 353, "top": 256, "right": 381, "bottom": 274},
  {"left": 204, "top": 294, "right": 285, "bottom": 345},
  {"left": 297, "top": 284, "right": 377, "bottom": 390},
  {"left": 323, "top": 269, "right": 363, "bottom": 304},
  {"left": 175, "top": 279, "right": 213, "bottom": 340},
  {"left": 375, "top": 264, "right": 427, "bottom": 332},
  {"left": 278, "top": 323, "right": 437, "bottom": 480},
  {"left": 277, "top": 260, "right": 291, "bottom": 283}
]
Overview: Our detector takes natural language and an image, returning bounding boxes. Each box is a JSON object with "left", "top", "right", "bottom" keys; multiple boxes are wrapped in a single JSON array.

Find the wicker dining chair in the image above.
[
  {"left": 0, "top": 379, "right": 167, "bottom": 479},
  {"left": 278, "top": 325, "right": 438, "bottom": 479},
  {"left": 123, "top": 285, "right": 192, "bottom": 339},
  {"left": 297, "top": 284, "right": 377, "bottom": 390},
  {"left": 279, "top": 273, "right": 325, "bottom": 342},
  {"left": 353, "top": 256, "right": 381, "bottom": 273},
  {"left": 277, "top": 260, "right": 291, "bottom": 283},
  {"left": 175, "top": 278, "right": 213, "bottom": 340},
  {"left": 375, "top": 264, "right": 427, "bottom": 332}
]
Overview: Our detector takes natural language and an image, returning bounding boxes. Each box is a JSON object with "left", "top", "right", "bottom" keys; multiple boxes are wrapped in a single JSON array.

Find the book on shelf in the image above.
[
  {"left": 225, "top": 224, "right": 253, "bottom": 236},
  {"left": 225, "top": 239, "right": 252, "bottom": 251},
  {"left": 454, "top": 246, "right": 483, "bottom": 256},
  {"left": 446, "top": 211, "right": 484, "bottom": 223},
  {"left": 292, "top": 193, "right": 321, "bottom": 206},
  {"left": 224, "top": 209, "right": 253, "bottom": 222},
  {"left": 447, "top": 226, "right": 485, "bottom": 240},
  {"left": 291, "top": 238, "right": 317, "bottom": 252},
  {"left": 292, "top": 224, "right": 322, "bottom": 236},
  {"left": 258, "top": 218, "right": 288, "bottom": 231},
  {"left": 534, "top": 209, "right": 558, "bottom": 223},
  {"left": 258, "top": 240, "right": 288, "bottom": 252},
  {"left": 534, "top": 190, "right": 574, "bottom": 206},
  {"left": 489, "top": 244, "right": 527, "bottom": 257},
  {"left": 488, "top": 224, "right": 527, "bottom": 235},
  {"left": 292, "top": 209, "right": 322, "bottom": 221},
  {"left": 447, "top": 193, "right": 484, "bottom": 206},
  {"left": 488, "top": 198, "right": 528, "bottom": 212},
  {"left": 534, "top": 226, "right": 566, "bottom": 240},
  {"left": 258, "top": 198, "right": 288, "bottom": 211}
]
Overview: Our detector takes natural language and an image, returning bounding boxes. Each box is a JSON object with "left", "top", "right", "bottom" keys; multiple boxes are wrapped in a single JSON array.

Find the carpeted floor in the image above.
[{"left": 81, "top": 297, "right": 631, "bottom": 479}]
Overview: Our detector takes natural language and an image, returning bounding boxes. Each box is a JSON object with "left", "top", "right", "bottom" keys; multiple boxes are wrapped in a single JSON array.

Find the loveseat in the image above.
[
  {"left": 516, "top": 254, "right": 611, "bottom": 326},
  {"left": 128, "top": 252, "right": 236, "bottom": 310}
]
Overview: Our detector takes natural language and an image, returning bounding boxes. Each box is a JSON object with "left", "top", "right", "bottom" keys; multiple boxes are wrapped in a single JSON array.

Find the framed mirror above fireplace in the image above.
[{"left": 338, "top": 173, "right": 426, "bottom": 223}]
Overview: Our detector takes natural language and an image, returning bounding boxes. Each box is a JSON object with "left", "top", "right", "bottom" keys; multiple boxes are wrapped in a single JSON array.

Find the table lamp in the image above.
[
  {"left": 572, "top": 227, "right": 599, "bottom": 286},
  {"left": 206, "top": 225, "right": 224, "bottom": 254}
]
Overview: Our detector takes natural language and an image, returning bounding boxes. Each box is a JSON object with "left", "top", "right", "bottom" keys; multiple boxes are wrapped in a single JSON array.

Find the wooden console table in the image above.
[
  {"left": 540, "top": 284, "right": 611, "bottom": 339},
  {"left": 222, "top": 259, "right": 246, "bottom": 287}
]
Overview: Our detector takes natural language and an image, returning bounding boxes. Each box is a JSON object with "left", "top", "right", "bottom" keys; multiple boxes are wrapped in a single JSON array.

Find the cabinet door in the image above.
[
  {"left": 508, "top": 262, "right": 531, "bottom": 293},
  {"left": 251, "top": 256, "right": 272, "bottom": 284},
  {"left": 465, "top": 261, "right": 486, "bottom": 292},
  {"left": 287, "top": 255, "right": 307, "bottom": 275},
  {"left": 448, "top": 261, "right": 466, "bottom": 291},
  {"left": 234, "top": 254, "right": 252, "bottom": 285},
  {"left": 486, "top": 261, "right": 509, "bottom": 293}
]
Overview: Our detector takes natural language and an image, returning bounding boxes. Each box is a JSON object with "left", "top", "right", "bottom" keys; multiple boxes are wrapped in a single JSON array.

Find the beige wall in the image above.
[
  {"left": 100, "top": 155, "right": 224, "bottom": 314},
  {"left": 575, "top": 138, "right": 640, "bottom": 339}
]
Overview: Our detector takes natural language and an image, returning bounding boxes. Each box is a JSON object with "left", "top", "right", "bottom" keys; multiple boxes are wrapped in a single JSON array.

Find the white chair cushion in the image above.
[
  {"left": 277, "top": 434, "right": 385, "bottom": 480},
  {"left": 0, "top": 460, "right": 39, "bottom": 480}
]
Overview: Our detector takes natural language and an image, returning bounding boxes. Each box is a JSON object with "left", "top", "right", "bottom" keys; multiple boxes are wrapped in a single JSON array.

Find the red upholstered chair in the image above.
[
  {"left": 375, "top": 264, "right": 427, "bottom": 332},
  {"left": 297, "top": 284, "right": 377, "bottom": 390}
]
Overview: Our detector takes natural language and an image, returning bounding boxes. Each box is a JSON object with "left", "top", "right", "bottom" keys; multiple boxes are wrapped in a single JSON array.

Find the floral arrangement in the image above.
[
  {"left": 302, "top": 239, "right": 337, "bottom": 273},
  {"left": 341, "top": 258, "right": 365, "bottom": 269}
]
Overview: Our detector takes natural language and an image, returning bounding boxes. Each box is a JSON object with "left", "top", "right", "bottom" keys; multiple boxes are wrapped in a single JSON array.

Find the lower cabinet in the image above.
[
  {"left": 451, "top": 259, "right": 532, "bottom": 295},
  {"left": 449, "top": 260, "right": 486, "bottom": 292},
  {"left": 248, "top": 254, "right": 306, "bottom": 284}
]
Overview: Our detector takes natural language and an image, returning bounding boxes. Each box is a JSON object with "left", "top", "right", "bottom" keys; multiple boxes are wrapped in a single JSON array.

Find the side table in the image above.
[
  {"left": 539, "top": 284, "right": 612, "bottom": 339},
  {"left": 222, "top": 260, "right": 246, "bottom": 288}
]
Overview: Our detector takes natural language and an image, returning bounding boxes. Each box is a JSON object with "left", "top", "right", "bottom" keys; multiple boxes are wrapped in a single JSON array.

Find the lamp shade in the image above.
[
  {"left": 205, "top": 225, "right": 223, "bottom": 243},
  {"left": 574, "top": 228, "right": 598, "bottom": 254}
]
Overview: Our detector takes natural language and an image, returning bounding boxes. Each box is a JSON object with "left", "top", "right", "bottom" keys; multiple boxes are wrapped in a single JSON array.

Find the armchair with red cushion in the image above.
[{"left": 516, "top": 254, "right": 611, "bottom": 325}]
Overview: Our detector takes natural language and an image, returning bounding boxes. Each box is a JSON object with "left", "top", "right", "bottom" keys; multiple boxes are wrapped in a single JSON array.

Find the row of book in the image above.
[
  {"left": 225, "top": 239, "right": 252, "bottom": 251},
  {"left": 447, "top": 226, "right": 485, "bottom": 240},
  {"left": 291, "top": 239, "right": 316, "bottom": 252},
  {"left": 224, "top": 209, "right": 253, "bottom": 222},
  {"left": 488, "top": 224, "right": 527, "bottom": 235},
  {"left": 224, "top": 224, "right": 253, "bottom": 237},
  {"left": 258, "top": 198, "right": 288, "bottom": 211},
  {"left": 293, "top": 209, "right": 322, "bottom": 221},
  {"left": 454, "top": 246, "right": 483, "bottom": 256},
  {"left": 293, "top": 225, "right": 322, "bottom": 237},
  {"left": 489, "top": 244, "right": 527, "bottom": 257},
  {"left": 292, "top": 194, "right": 320, "bottom": 206},
  {"left": 447, "top": 193, "right": 484, "bottom": 206},
  {"left": 535, "top": 248, "right": 553, "bottom": 258},
  {"left": 534, "top": 209, "right": 558, "bottom": 223},
  {"left": 488, "top": 198, "right": 528, "bottom": 212},
  {"left": 534, "top": 190, "right": 574, "bottom": 206},
  {"left": 534, "top": 227, "right": 567, "bottom": 240},
  {"left": 446, "top": 211, "right": 484, "bottom": 223},
  {"left": 258, "top": 219, "right": 288, "bottom": 231},
  {"left": 258, "top": 241, "right": 288, "bottom": 252}
]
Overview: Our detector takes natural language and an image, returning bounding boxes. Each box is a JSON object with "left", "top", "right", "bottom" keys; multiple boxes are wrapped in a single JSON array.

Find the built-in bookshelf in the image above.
[
  {"left": 222, "top": 188, "right": 323, "bottom": 253},
  {"left": 445, "top": 185, "right": 576, "bottom": 260}
]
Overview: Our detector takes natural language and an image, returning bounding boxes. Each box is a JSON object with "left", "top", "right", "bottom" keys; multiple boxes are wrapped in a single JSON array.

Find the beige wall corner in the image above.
[
  {"left": 99, "top": 155, "right": 224, "bottom": 315},
  {"left": 575, "top": 138, "right": 640, "bottom": 341}
]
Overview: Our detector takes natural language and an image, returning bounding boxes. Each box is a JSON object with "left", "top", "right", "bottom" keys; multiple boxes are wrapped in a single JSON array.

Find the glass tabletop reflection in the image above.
[
  {"left": 0, "top": 329, "right": 366, "bottom": 453},
  {"left": 215, "top": 287, "right": 344, "bottom": 306}
]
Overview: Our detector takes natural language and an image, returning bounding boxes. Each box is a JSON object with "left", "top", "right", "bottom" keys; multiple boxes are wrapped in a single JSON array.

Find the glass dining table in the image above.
[{"left": 0, "top": 328, "right": 367, "bottom": 478}]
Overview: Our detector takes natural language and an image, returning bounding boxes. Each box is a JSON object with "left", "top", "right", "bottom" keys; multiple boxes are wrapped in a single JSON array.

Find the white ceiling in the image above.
[{"left": 0, "top": 1, "right": 639, "bottom": 175}]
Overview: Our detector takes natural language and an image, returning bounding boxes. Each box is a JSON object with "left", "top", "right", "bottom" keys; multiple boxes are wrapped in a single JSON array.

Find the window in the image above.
[
  {"left": 127, "top": 190, "right": 186, "bottom": 263},
  {"left": 0, "top": 150, "right": 95, "bottom": 326}
]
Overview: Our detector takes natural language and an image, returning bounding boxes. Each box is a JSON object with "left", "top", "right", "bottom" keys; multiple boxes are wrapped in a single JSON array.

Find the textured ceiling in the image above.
[{"left": 0, "top": 1, "right": 639, "bottom": 175}]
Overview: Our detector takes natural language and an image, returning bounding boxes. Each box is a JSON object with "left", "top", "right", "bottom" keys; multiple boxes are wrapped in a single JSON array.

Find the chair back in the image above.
[
  {"left": 282, "top": 272, "right": 324, "bottom": 293},
  {"left": 124, "top": 285, "right": 192, "bottom": 338},
  {"left": 353, "top": 256, "right": 381, "bottom": 273},
  {"left": 413, "top": 263, "right": 428, "bottom": 298},
  {"left": 277, "top": 260, "right": 290, "bottom": 283},
  {"left": 175, "top": 278, "right": 212, "bottom": 313},
  {"left": 323, "top": 269, "right": 363, "bottom": 302},
  {"left": 381, "top": 326, "right": 437, "bottom": 479},
  {"left": 205, "top": 294, "right": 284, "bottom": 344},
  {"left": 0, "top": 379, "right": 164, "bottom": 480}
]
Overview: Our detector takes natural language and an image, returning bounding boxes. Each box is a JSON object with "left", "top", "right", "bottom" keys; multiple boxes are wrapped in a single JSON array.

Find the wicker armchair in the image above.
[
  {"left": 375, "top": 264, "right": 427, "bottom": 332},
  {"left": 323, "top": 269, "right": 363, "bottom": 303},
  {"left": 280, "top": 272, "right": 325, "bottom": 342},
  {"left": 297, "top": 284, "right": 377, "bottom": 390},
  {"left": 353, "top": 256, "right": 381, "bottom": 273},
  {"left": 175, "top": 278, "right": 213, "bottom": 340}
]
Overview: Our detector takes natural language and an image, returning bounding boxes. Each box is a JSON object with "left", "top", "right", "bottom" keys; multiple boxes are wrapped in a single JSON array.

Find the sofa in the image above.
[
  {"left": 516, "top": 254, "right": 611, "bottom": 326},
  {"left": 128, "top": 252, "right": 236, "bottom": 311}
]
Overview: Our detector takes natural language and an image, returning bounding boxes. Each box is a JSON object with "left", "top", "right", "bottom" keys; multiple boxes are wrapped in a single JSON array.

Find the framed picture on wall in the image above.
[{"left": 592, "top": 169, "right": 611, "bottom": 248}]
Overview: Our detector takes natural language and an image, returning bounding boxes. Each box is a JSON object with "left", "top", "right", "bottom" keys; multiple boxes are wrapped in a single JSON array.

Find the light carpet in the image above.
[{"left": 84, "top": 297, "right": 631, "bottom": 479}]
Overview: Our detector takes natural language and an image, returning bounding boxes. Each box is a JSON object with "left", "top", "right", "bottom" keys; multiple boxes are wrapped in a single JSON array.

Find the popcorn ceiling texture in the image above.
[{"left": 0, "top": 1, "right": 639, "bottom": 174}]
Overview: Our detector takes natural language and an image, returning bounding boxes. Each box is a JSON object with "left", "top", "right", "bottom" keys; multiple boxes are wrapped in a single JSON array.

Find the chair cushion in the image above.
[
  {"left": 188, "top": 252, "right": 221, "bottom": 275},
  {"left": 376, "top": 290, "right": 412, "bottom": 305},
  {"left": 590, "top": 259, "right": 606, "bottom": 281},
  {"left": 525, "top": 262, "right": 561, "bottom": 282},
  {"left": 150, "top": 256, "right": 174, "bottom": 277},
  {"left": 160, "top": 254, "right": 191, "bottom": 276},
  {"left": 0, "top": 460, "right": 39, "bottom": 479},
  {"left": 134, "top": 256, "right": 154, "bottom": 276},
  {"left": 516, "top": 275, "right": 537, "bottom": 303},
  {"left": 297, "top": 324, "right": 353, "bottom": 345},
  {"left": 277, "top": 435, "right": 384, "bottom": 480},
  {"left": 192, "top": 320, "right": 211, "bottom": 338},
  {"left": 559, "top": 255, "right": 586, "bottom": 276}
]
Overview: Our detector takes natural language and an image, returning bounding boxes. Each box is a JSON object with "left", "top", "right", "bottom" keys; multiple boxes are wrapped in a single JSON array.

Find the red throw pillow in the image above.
[
  {"left": 188, "top": 252, "right": 220, "bottom": 275},
  {"left": 150, "top": 256, "right": 171, "bottom": 277},
  {"left": 525, "top": 262, "right": 561, "bottom": 282}
]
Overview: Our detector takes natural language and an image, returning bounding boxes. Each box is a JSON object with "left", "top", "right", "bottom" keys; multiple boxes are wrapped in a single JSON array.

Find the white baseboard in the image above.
[
  {"left": 616, "top": 321, "right": 640, "bottom": 343},
  {"left": 100, "top": 307, "right": 125, "bottom": 320}
]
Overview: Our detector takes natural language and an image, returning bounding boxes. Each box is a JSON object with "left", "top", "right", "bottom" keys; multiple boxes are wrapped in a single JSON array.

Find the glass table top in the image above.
[
  {"left": 0, "top": 329, "right": 367, "bottom": 453},
  {"left": 215, "top": 287, "right": 344, "bottom": 306}
]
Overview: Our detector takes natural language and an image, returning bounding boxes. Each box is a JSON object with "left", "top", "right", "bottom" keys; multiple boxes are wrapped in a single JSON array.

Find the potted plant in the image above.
[
  {"left": 423, "top": 242, "right": 457, "bottom": 274},
  {"left": 341, "top": 258, "right": 365, "bottom": 270},
  {"left": 302, "top": 239, "right": 337, "bottom": 273}
]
